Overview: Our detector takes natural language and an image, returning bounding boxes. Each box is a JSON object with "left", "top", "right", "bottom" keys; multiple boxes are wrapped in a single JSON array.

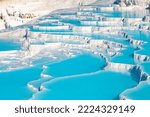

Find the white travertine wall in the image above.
[{"left": 0, "top": 0, "right": 96, "bottom": 30}]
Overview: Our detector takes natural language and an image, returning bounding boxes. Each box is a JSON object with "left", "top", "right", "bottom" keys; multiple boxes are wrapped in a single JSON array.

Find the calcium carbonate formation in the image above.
[{"left": 0, "top": 0, "right": 150, "bottom": 100}]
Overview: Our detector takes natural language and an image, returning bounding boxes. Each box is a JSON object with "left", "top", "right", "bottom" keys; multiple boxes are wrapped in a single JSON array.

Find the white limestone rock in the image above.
[
  {"left": 106, "top": 62, "right": 134, "bottom": 72},
  {"left": 115, "top": 0, "right": 150, "bottom": 7}
]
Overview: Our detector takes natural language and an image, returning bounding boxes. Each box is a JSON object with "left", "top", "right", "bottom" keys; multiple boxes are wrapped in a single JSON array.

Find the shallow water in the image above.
[
  {"left": 0, "top": 39, "right": 21, "bottom": 51},
  {"left": 0, "top": 67, "right": 42, "bottom": 100},
  {"left": 124, "top": 30, "right": 150, "bottom": 41},
  {"left": 43, "top": 54, "right": 106, "bottom": 77},
  {"left": 0, "top": 4, "right": 150, "bottom": 100},
  {"left": 121, "top": 81, "right": 150, "bottom": 100},
  {"left": 141, "top": 62, "right": 150, "bottom": 75},
  {"left": 111, "top": 46, "right": 136, "bottom": 65},
  {"left": 32, "top": 71, "right": 137, "bottom": 100}
]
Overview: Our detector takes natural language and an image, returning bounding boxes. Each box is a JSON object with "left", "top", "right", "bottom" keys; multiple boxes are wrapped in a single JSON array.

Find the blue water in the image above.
[
  {"left": 124, "top": 30, "right": 150, "bottom": 41},
  {"left": 104, "top": 10, "right": 150, "bottom": 18},
  {"left": 0, "top": 4, "right": 150, "bottom": 100},
  {"left": 32, "top": 71, "right": 137, "bottom": 100},
  {"left": 141, "top": 62, "right": 150, "bottom": 75},
  {"left": 111, "top": 47, "right": 136, "bottom": 65},
  {"left": 30, "top": 54, "right": 137, "bottom": 100},
  {"left": 137, "top": 49, "right": 150, "bottom": 56},
  {"left": 111, "top": 55, "right": 135, "bottom": 65},
  {"left": 37, "top": 23, "right": 61, "bottom": 27},
  {"left": 61, "top": 19, "right": 81, "bottom": 26},
  {"left": 121, "top": 81, "right": 150, "bottom": 100},
  {"left": 136, "top": 43, "right": 150, "bottom": 56},
  {"left": 43, "top": 54, "right": 106, "bottom": 77},
  {"left": 91, "top": 34, "right": 129, "bottom": 45},
  {"left": 0, "top": 39, "right": 21, "bottom": 51},
  {"left": 0, "top": 67, "right": 42, "bottom": 100}
]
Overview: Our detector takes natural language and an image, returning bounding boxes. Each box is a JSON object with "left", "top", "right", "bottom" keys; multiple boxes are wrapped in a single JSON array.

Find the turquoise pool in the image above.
[
  {"left": 0, "top": 3, "right": 150, "bottom": 100},
  {"left": 0, "top": 67, "right": 42, "bottom": 100},
  {"left": 121, "top": 81, "right": 150, "bottom": 100},
  {"left": 32, "top": 70, "right": 137, "bottom": 100},
  {"left": 0, "top": 39, "right": 21, "bottom": 51},
  {"left": 42, "top": 54, "right": 106, "bottom": 77}
]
